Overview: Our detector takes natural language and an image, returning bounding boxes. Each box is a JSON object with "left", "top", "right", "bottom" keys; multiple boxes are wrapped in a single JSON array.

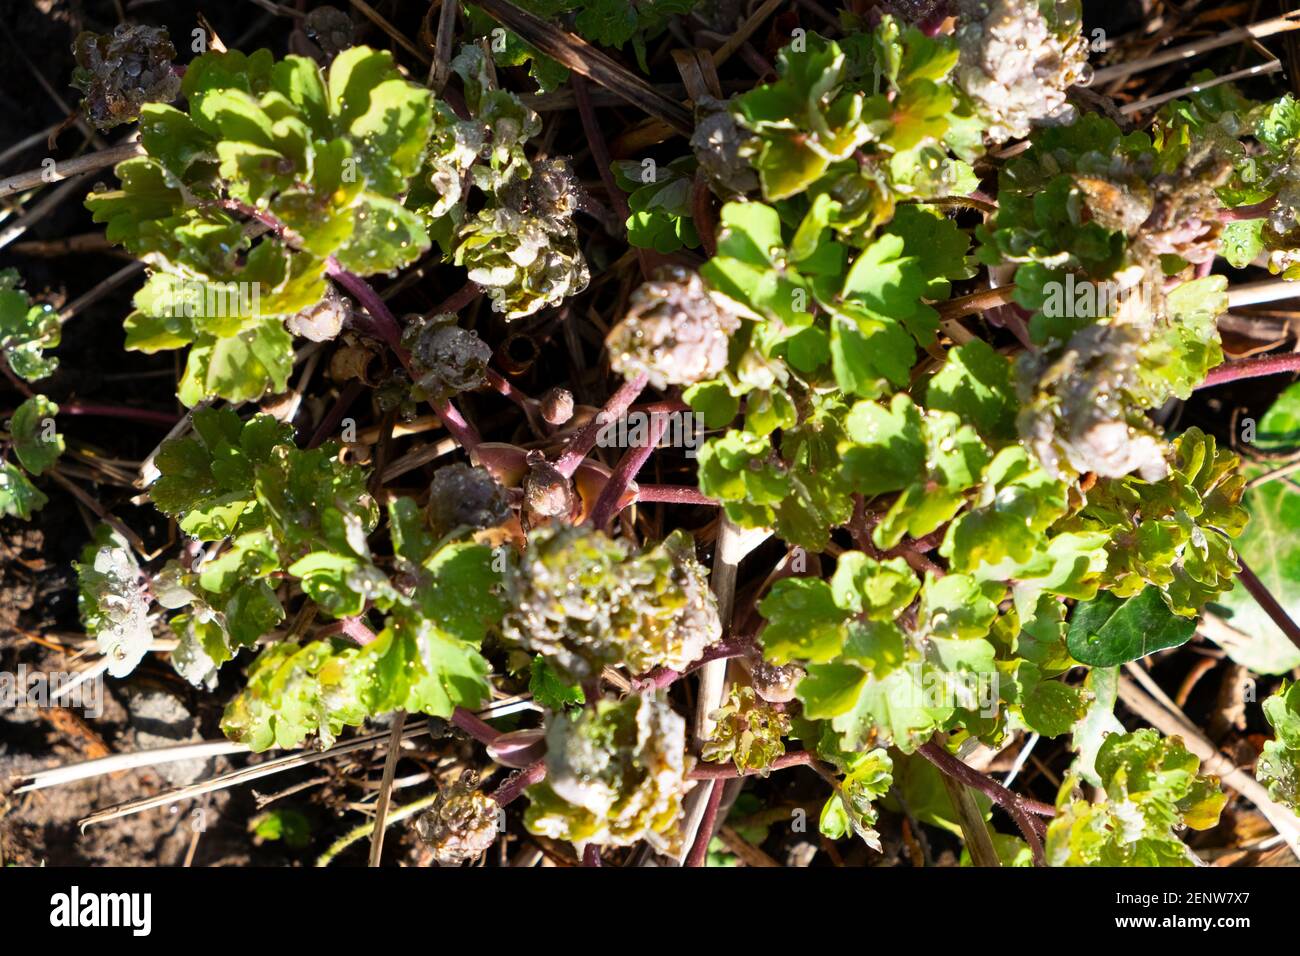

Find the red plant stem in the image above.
[
  {"left": 59, "top": 402, "right": 179, "bottom": 426},
  {"left": 582, "top": 844, "right": 603, "bottom": 867},
  {"left": 986, "top": 303, "right": 1033, "bottom": 350},
  {"left": 1219, "top": 196, "right": 1278, "bottom": 221},
  {"left": 431, "top": 395, "right": 483, "bottom": 453},
  {"left": 490, "top": 758, "right": 547, "bottom": 806},
  {"left": 485, "top": 368, "right": 534, "bottom": 412},
  {"left": 1199, "top": 352, "right": 1300, "bottom": 388},
  {"left": 692, "top": 171, "right": 718, "bottom": 258},
  {"left": 635, "top": 483, "right": 717, "bottom": 506},
  {"left": 554, "top": 372, "right": 647, "bottom": 479},
  {"left": 1236, "top": 557, "right": 1300, "bottom": 652},
  {"left": 307, "top": 380, "right": 365, "bottom": 449},
  {"left": 327, "top": 265, "right": 482, "bottom": 454},
  {"left": 450, "top": 706, "right": 503, "bottom": 746},
  {"left": 325, "top": 259, "right": 409, "bottom": 361},
  {"left": 916, "top": 740, "right": 1050, "bottom": 867},
  {"left": 636, "top": 638, "right": 754, "bottom": 691},
  {"left": 630, "top": 397, "right": 691, "bottom": 415},
  {"left": 320, "top": 616, "right": 378, "bottom": 645},
  {"left": 432, "top": 279, "right": 483, "bottom": 316},
  {"left": 587, "top": 410, "right": 669, "bottom": 528},
  {"left": 685, "top": 779, "right": 724, "bottom": 868},
  {"left": 688, "top": 749, "right": 826, "bottom": 780},
  {"left": 571, "top": 75, "right": 630, "bottom": 226},
  {"left": 212, "top": 198, "right": 303, "bottom": 243}
]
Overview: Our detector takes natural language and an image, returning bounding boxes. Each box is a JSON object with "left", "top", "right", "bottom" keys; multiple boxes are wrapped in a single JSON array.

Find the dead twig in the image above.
[{"left": 470, "top": 0, "right": 692, "bottom": 134}]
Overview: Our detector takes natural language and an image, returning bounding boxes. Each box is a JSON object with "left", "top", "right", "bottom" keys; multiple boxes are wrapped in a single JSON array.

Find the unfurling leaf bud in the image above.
[
  {"left": 745, "top": 658, "right": 807, "bottom": 704},
  {"left": 415, "top": 772, "right": 500, "bottom": 866},
  {"left": 606, "top": 267, "right": 740, "bottom": 390},
  {"left": 701, "top": 686, "right": 791, "bottom": 775},
  {"left": 524, "top": 694, "right": 691, "bottom": 854},
  {"left": 288, "top": 289, "right": 351, "bottom": 343},
  {"left": 71, "top": 25, "right": 181, "bottom": 130},
  {"left": 426, "top": 463, "right": 511, "bottom": 537},
  {"left": 521, "top": 450, "right": 575, "bottom": 525},
  {"left": 401, "top": 313, "right": 491, "bottom": 402},
  {"left": 539, "top": 387, "right": 574, "bottom": 426},
  {"left": 302, "top": 6, "right": 355, "bottom": 61}
]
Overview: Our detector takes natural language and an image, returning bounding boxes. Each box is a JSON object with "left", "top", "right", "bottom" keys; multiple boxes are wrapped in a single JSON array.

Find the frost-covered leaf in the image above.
[
  {"left": 75, "top": 526, "right": 153, "bottom": 678},
  {"left": 1257, "top": 682, "right": 1300, "bottom": 811},
  {"left": 1047, "top": 729, "right": 1225, "bottom": 866},
  {"left": 524, "top": 694, "right": 691, "bottom": 853},
  {"left": 71, "top": 25, "right": 181, "bottom": 129},
  {"left": 1063, "top": 428, "right": 1246, "bottom": 616},
  {"left": 501, "top": 526, "right": 718, "bottom": 681}
]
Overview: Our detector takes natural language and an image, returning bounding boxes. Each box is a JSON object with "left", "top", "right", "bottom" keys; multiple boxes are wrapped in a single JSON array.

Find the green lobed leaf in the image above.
[
  {"left": 1065, "top": 587, "right": 1198, "bottom": 667},
  {"left": 8, "top": 395, "right": 63, "bottom": 476}
]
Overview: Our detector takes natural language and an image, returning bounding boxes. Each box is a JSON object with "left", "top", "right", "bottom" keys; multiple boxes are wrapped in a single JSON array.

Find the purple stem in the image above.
[
  {"left": 587, "top": 410, "right": 669, "bottom": 529},
  {"left": 60, "top": 402, "right": 179, "bottom": 427},
  {"left": 319, "top": 616, "right": 378, "bottom": 646},
  {"left": 635, "top": 484, "right": 718, "bottom": 506},
  {"left": 450, "top": 706, "right": 503, "bottom": 746},
  {"left": 432, "top": 279, "right": 483, "bottom": 316},
  {"left": 325, "top": 259, "right": 408, "bottom": 360},
  {"left": 635, "top": 638, "right": 755, "bottom": 691},
  {"left": 1219, "top": 196, "right": 1278, "bottom": 221},
  {"left": 571, "top": 75, "right": 630, "bottom": 225},
  {"left": 327, "top": 264, "right": 482, "bottom": 454},
  {"left": 985, "top": 303, "right": 1033, "bottom": 350},
  {"left": 1198, "top": 352, "right": 1300, "bottom": 389},
  {"left": 554, "top": 372, "right": 648, "bottom": 479},
  {"left": 485, "top": 368, "right": 534, "bottom": 412},
  {"left": 685, "top": 780, "right": 724, "bottom": 868},
  {"left": 916, "top": 741, "right": 1050, "bottom": 867},
  {"left": 582, "top": 845, "right": 603, "bottom": 867},
  {"left": 490, "top": 758, "right": 547, "bottom": 806},
  {"left": 693, "top": 171, "right": 717, "bottom": 257},
  {"left": 689, "top": 749, "right": 825, "bottom": 780},
  {"left": 212, "top": 198, "right": 301, "bottom": 242},
  {"left": 1236, "top": 557, "right": 1300, "bottom": 652},
  {"left": 431, "top": 396, "right": 483, "bottom": 453}
]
